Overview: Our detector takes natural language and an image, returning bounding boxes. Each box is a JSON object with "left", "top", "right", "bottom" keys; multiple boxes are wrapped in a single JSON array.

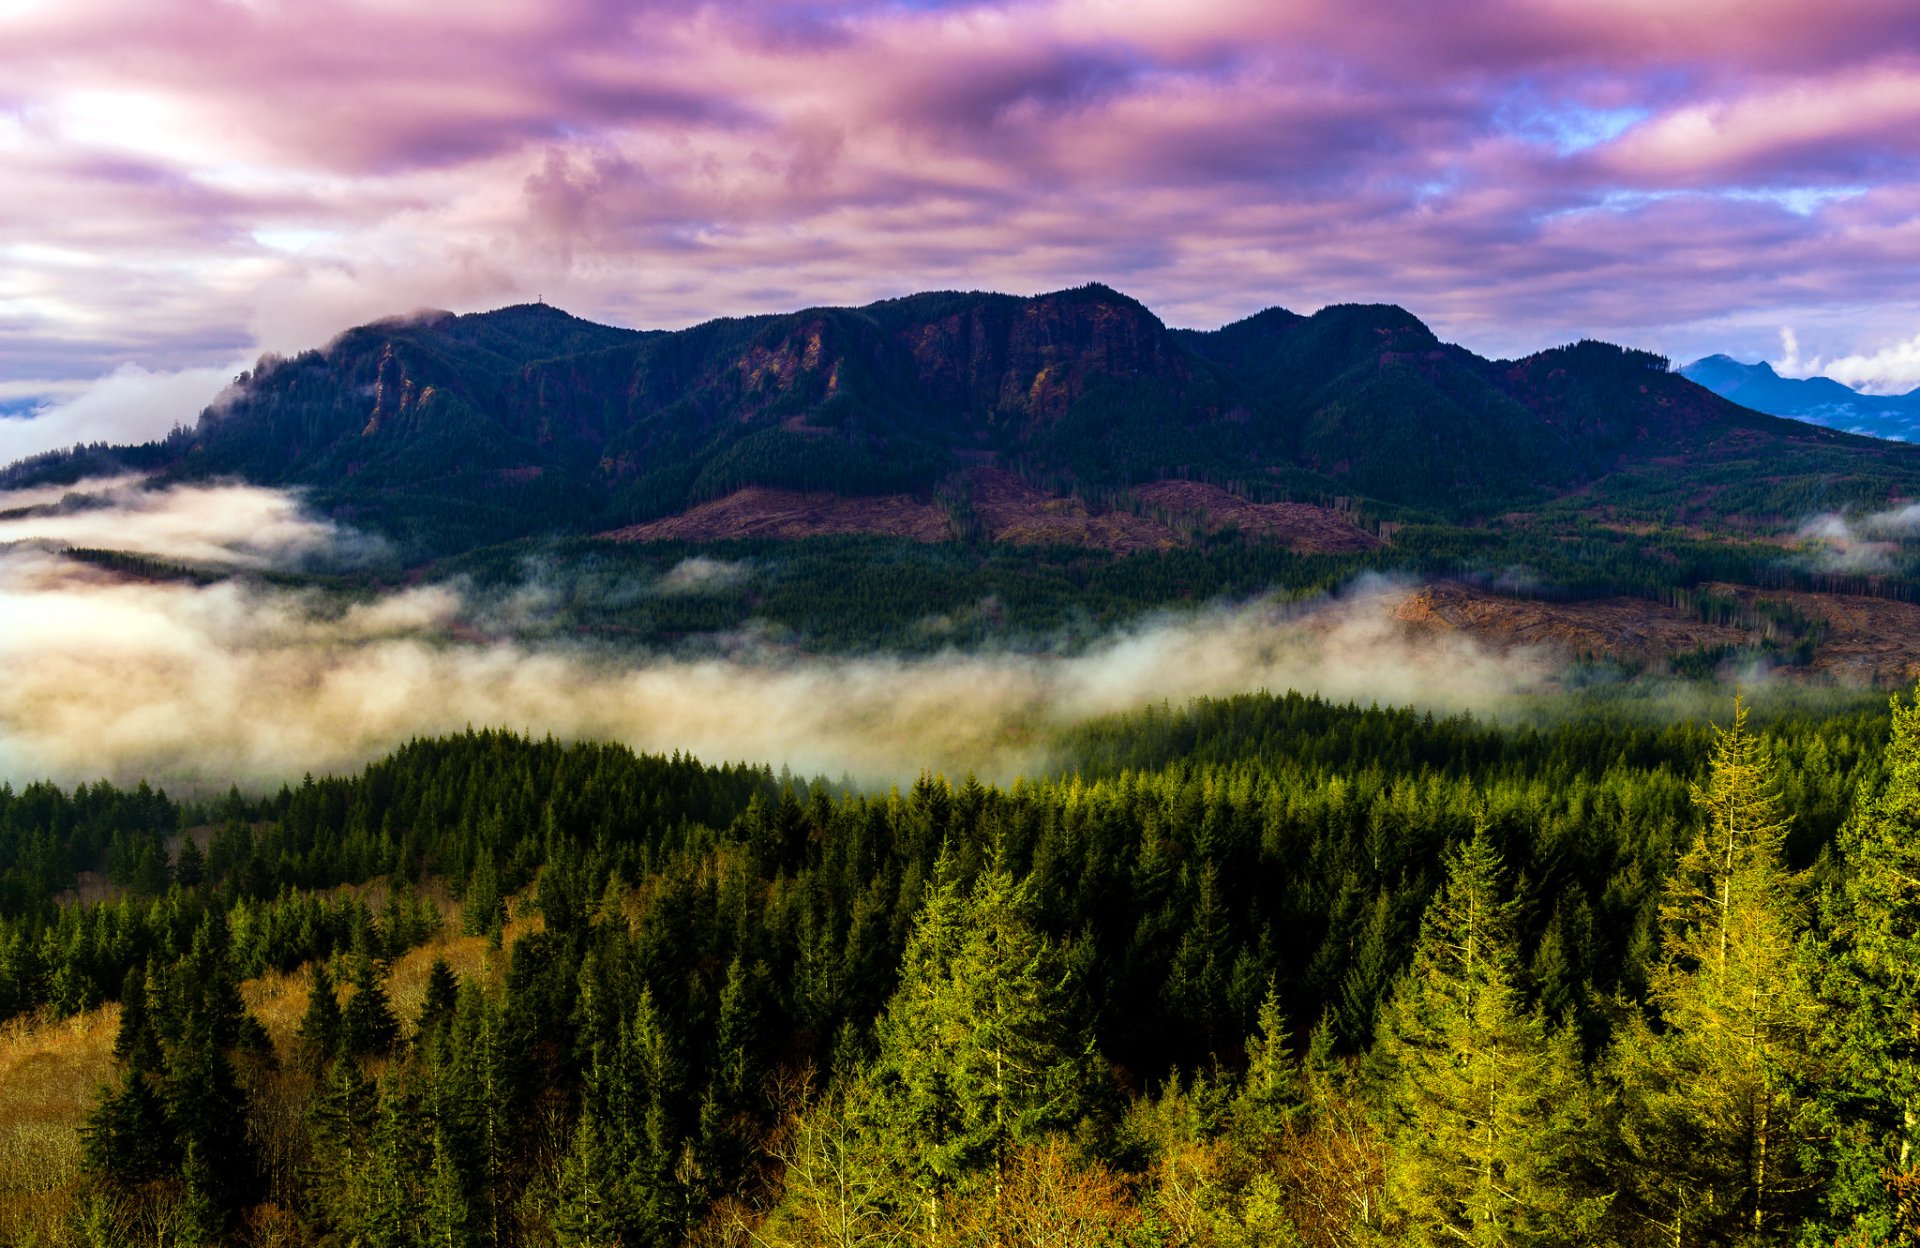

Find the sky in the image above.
[{"left": 6, "top": 0, "right": 1920, "bottom": 458}]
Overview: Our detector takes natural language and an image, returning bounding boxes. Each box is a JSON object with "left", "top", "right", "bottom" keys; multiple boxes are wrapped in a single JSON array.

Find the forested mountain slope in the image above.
[{"left": 10, "top": 287, "right": 1916, "bottom": 556}]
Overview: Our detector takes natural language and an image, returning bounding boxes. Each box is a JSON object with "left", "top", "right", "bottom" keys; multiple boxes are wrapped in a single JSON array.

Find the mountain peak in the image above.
[{"left": 1682, "top": 353, "right": 1920, "bottom": 441}]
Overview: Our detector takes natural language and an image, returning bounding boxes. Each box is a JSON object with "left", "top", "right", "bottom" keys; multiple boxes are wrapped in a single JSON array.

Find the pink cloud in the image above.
[{"left": 5, "top": 0, "right": 1920, "bottom": 446}]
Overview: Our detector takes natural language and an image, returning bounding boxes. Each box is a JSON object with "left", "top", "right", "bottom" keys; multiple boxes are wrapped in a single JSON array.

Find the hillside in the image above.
[{"left": 9, "top": 287, "right": 1918, "bottom": 558}]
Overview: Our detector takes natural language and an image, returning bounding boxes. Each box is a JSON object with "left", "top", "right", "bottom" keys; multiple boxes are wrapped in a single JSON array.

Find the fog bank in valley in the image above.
[{"left": 0, "top": 479, "right": 1558, "bottom": 790}]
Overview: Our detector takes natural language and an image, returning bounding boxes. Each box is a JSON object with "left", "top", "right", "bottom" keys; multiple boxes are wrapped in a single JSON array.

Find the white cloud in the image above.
[
  {"left": 0, "top": 359, "right": 245, "bottom": 466},
  {"left": 1814, "top": 331, "right": 1920, "bottom": 395},
  {"left": 0, "top": 477, "right": 388, "bottom": 568},
  {"left": 1772, "top": 324, "right": 1920, "bottom": 395}
]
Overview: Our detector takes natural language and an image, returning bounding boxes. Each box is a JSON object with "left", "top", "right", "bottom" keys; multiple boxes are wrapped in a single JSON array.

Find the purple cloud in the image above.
[{"left": 5, "top": 0, "right": 1920, "bottom": 435}]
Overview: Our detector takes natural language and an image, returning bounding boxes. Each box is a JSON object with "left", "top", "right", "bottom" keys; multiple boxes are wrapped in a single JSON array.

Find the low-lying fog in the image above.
[{"left": 0, "top": 478, "right": 1562, "bottom": 790}]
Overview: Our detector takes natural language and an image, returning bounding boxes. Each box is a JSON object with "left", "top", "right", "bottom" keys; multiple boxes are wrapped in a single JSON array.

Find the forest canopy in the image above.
[{"left": 0, "top": 689, "right": 1916, "bottom": 1246}]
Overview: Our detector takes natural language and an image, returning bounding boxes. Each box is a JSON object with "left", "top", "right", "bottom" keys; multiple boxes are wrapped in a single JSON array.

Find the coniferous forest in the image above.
[{"left": 0, "top": 689, "right": 1917, "bottom": 1246}]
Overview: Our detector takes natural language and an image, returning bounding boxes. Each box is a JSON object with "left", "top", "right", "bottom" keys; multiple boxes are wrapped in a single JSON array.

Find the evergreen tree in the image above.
[
  {"left": 426, "top": 1118, "right": 478, "bottom": 1248},
  {"left": 174, "top": 836, "right": 205, "bottom": 889},
  {"left": 297, "top": 959, "right": 342, "bottom": 1068},
  {"left": 1816, "top": 685, "right": 1920, "bottom": 1241},
  {"left": 165, "top": 1012, "right": 257, "bottom": 1223},
  {"left": 463, "top": 848, "right": 505, "bottom": 944},
  {"left": 81, "top": 1066, "right": 176, "bottom": 1188},
  {"left": 112, "top": 963, "right": 162, "bottom": 1070},
  {"left": 1611, "top": 696, "right": 1824, "bottom": 1245},
  {"left": 871, "top": 852, "right": 1101, "bottom": 1223},
  {"left": 1230, "top": 982, "right": 1303, "bottom": 1148},
  {"left": 307, "top": 1055, "right": 381, "bottom": 1239},
  {"left": 418, "top": 956, "right": 460, "bottom": 1041},
  {"left": 341, "top": 951, "right": 400, "bottom": 1056},
  {"left": 1372, "top": 828, "right": 1609, "bottom": 1247},
  {"left": 433, "top": 983, "right": 513, "bottom": 1248},
  {"left": 178, "top": 1139, "right": 226, "bottom": 1247},
  {"left": 696, "top": 955, "right": 763, "bottom": 1192}
]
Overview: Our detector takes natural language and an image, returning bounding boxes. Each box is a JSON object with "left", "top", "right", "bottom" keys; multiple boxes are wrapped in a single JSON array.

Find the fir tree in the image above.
[
  {"left": 297, "top": 959, "right": 342, "bottom": 1068},
  {"left": 81, "top": 1067, "right": 176, "bottom": 1188},
  {"left": 462, "top": 848, "right": 506, "bottom": 944},
  {"left": 341, "top": 951, "right": 400, "bottom": 1056},
  {"left": 1816, "top": 685, "right": 1920, "bottom": 1241},
  {"left": 112, "top": 963, "right": 162, "bottom": 1070},
  {"left": 174, "top": 835, "right": 205, "bottom": 889},
  {"left": 165, "top": 1012, "right": 257, "bottom": 1223},
  {"left": 1231, "top": 982, "right": 1303, "bottom": 1148},
  {"left": 1610, "top": 696, "right": 1824, "bottom": 1245},
  {"left": 1372, "top": 828, "right": 1609, "bottom": 1247},
  {"left": 871, "top": 851, "right": 1101, "bottom": 1221},
  {"left": 418, "top": 956, "right": 460, "bottom": 1041}
]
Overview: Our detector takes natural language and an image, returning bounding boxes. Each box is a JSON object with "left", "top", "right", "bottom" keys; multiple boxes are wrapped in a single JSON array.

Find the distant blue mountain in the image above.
[{"left": 1682, "top": 355, "right": 1920, "bottom": 442}]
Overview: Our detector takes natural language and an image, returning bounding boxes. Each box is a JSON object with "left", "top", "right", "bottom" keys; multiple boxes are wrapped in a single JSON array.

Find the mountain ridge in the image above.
[
  {"left": 1681, "top": 354, "right": 1920, "bottom": 442},
  {"left": 7, "top": 286, "right": 1918, "bottom": 557}
]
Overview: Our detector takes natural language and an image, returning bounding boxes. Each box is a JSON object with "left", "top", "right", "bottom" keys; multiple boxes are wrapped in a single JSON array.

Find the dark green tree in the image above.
[
  {"left": 296, "top": 959, "right": 343, "bottom": 1068},
  {"left": 1816, "top": 685, "right": 1920, "bottom": 1242},
  {"left": 418, "top": 956, "right": 460, "bottom": 1041},
  {"left": 341, "top": 952, "right": 400, "bottom": 1056}
]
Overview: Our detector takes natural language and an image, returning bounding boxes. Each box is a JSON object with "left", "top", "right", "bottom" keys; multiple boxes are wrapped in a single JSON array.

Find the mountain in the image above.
[
  {"left": 1681, "top": 355, "right": 1920, "bottom": 442},
  {"left": 9, "top": 287, "right": 1919, "bottom": 557}
]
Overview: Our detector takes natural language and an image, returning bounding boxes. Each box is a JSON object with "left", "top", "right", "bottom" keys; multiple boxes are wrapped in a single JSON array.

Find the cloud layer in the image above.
[
  {"left": 0, "top": 481, "right": 1553, "bottom": 789},
  {"left": 6, "top": 0, "right": 1920, "bottom": 432}
]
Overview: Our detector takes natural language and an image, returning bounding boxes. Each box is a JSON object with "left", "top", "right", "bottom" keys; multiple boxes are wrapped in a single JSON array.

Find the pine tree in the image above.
[
  {"left": 307, "top": 1056, "right": 380, "bottom": 1239},
  {"left": 178, "top": 1138, "right": 226, "bottom": 1247},
  {"left": 1610, "top": 696, "right": 1824, "bottom": 1245},
  {"left": 1816, "top": 685, "right": 1920, "bottom": 1241},
  {"left": 297, "top": 960, "right": 343, "bottom": 1068},
  {"left": 112, "top": 963, "right": 162, "bottom": 1070},
  {"left": 463, "top": 848, "right": 505, "bottom": 944},
  {"left": 432, "top": 983, "right": 512, "bottom": 1248},
  {"left": 165, "top": 1011, "right": 257, "bottom": 1224},
  {"left": 871, "top": 851, "right": 1101, "bottom": 1222},
  {"left": 696, "top": 955, "right": 763, "bottom": 1192},
  {"left": 81, "top": 1066, "right": 176, "bottom": 1187},
  {"left": 426, "top": 1118, "right": 478, "bottom": 1248},
  {"left": 1372, "top": 828, "right": 1609, "bottom": 1247},
  {"left": 626, "top": 984, "right": 687, "bottom": 1246},
  {"left": 174, "top": 835, "right": 205, "bottom": 889},
  {"left": 341, "top": 951, "right": 399, "bottom": 1056},
  {"left": 363, "top": 1075, "right": 428, "bottom": 1248},
  {"left": 418, "top": 957, "right": 460, "bottom": 1041},
  {"left": 1231, "top": 982, "right": 1303, "bottom": 1148}
]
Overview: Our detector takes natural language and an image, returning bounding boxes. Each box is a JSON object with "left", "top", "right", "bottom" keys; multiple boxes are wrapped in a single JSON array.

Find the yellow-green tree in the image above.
[
  {"left": 1611, "top": 695, "right": 1824, "bottom": 1244},
  {"left": 1373, "top": 827, "right": 1609, "bottom": 1246}
]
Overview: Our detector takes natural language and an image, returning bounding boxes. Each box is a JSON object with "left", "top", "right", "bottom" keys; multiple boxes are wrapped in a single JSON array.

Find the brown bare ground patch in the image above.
[
  {"left": 1390, "top": 579, "right": 1920, "bottom": 684},
  {"left": 1130, "top": 480, "right": 1384, "bottom": 553},
  {"left": 1699, "top": 583, "right": 1920, "bottom": 686},
  {"left": 1390, "top": 581, "right": 1750, "bottom": 665},
  {"left": 967, "top": 469, "right": 1180, "bottom": 552},
  {"left": 601, "top": 487, "right": 954, "bottom": 544},
  {"left": 599, "top": 471, "right": 1388, "bottom": 557}
]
